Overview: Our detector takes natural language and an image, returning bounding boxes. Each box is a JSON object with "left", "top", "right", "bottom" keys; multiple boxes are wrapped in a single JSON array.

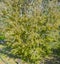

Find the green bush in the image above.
[{"left": 0, "top": 0, "right": 60, "bottom": 64}]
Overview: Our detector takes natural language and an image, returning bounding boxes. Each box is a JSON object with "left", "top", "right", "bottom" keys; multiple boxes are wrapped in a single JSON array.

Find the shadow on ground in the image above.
[
  {"left": 43, "top": 55, "right": 60, "bottom": 64},
  {"left": 41, "top": 48, "right": 60, "bottom": 64}
]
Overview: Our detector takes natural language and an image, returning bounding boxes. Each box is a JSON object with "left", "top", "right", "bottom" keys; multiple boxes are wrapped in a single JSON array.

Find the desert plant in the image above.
[{"left": 0, "top": 0, "right": 60, "bottom": 64}]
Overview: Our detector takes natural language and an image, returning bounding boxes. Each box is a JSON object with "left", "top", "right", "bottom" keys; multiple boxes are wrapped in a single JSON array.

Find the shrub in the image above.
[{"left": 0, "top": 0, "right": 60, "bottom": 64}]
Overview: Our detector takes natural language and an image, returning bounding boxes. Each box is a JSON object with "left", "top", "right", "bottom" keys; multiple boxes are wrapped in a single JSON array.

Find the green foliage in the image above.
[
  {"left": 0, "top": 0, "right": 60, "bottom": 64},
  {"left": 0, "top": 36, "right": 5, "bottom": 40}
]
